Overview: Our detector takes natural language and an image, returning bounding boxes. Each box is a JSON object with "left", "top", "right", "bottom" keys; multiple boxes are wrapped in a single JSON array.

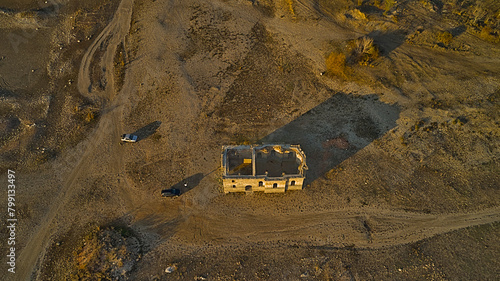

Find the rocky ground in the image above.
[{"left": 0, "top": 0, "right": 499, "bottom": 280}]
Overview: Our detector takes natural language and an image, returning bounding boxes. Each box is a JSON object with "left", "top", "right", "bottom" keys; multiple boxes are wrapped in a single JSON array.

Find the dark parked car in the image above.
[{"left": 161, "top": 188, "right": 180, "bottom": 197}]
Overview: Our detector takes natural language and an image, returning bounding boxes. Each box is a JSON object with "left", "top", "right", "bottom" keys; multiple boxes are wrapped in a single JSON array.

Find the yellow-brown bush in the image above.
[
  {"left": 325, "top": 51, "right": 347, "bottom": 77},
  {"left": 479, "top": 26, "right": 499, "bottom": 43},
  {"left": 435, "top": 31, "right": 453, "bottom": 46},
  {"left": 284, "top": 0, "right": 295, "bottom": 16},
  {"left": 347, "top": 36, "right": 379, "bottom": 66}
]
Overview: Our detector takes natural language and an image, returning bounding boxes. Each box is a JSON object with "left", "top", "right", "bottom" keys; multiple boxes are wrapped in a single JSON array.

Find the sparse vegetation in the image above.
[
  {"left": 429, "top": 98, "right": 444, "bottom": 109},
  {"left": 231, "top": 133, "right": 252, "bottom": 145},
  {"left": 325, "top": 51, "right": 347, "bottom": 78},
  {"left": 347, "top": 8, "right": 367, "bottom": 20},
  {"left": 325, "top": 36, "right": 379, "bottom": 78},
  {"left": 74, "top": 104, "right": 100, "bottom": 125},
  {"left": 444, "top": 0, "right": 498, "bottom": 43},
  {"left": 435, "top": 30, "right": 453, "bottom": 46},
  {"left": 252, "top": 0, "right": 276, "bottom": 17},
  {"left": 284, "top": 0, "right": 296, "bottom": 16},
  {"left": 17, "top": 10, "right": 37, "bottom": 19},
  {"left": 370, "top": 0, "right": 397, "bottom": 14},
  {"left": 6, "top": 0, "right": 500, "bottom": 280},
  {"left": 318, "top": 0, "right": 354, "bottom": 15},
  {"left": 479, "top": 26, "right": 500, "bottom": 43},
  {"left": 347, "top": 36, "right": 380, "bottom": 66},
  {"left": 383, "top": 0, "right": 396, "bottom": 14},
  {"left": 71, "top": 226, "right": 141, "bottom": 280},
  {"left": 114, "top": 42, "right": 127, "bottom": 92},
  {"left": 358, "top": 0, "right": 398, "bottom": 15}
]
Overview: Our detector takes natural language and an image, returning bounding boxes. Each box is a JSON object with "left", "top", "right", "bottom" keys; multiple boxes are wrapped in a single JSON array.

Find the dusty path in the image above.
[
  {"left": 176, "top": 206, "right": 500, "bottom": 248},
  {"left": 13, "top": 0, "right": 500, "bottom": 278},
  {"left": 77, "top": 0, "right": 135, "bottom": 98},
  {"left": 108, "top": 0, "right": 499, "bottom": 257},
  {"left": 16, "top": 0, "right": 134, "bottom": 279}
]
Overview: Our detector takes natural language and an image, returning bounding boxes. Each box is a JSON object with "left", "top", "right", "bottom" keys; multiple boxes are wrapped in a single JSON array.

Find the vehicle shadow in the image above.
[
  {"left": 259, "top": 93, "right": 400, "bottom": 185},
  {"left": 168, "top": 173, "right": 205, "bottom": 194},
  {"left": 132, "top": 121, "right": 162, "bottom": 141}
]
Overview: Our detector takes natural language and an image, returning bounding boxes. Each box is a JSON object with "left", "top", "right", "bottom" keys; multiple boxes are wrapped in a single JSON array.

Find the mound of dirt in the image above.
[{"left": 41, "top": 226, "right": 142, "bottom": 281}]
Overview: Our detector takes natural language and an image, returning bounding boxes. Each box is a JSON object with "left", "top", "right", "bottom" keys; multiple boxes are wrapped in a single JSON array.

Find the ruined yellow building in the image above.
[{"left": 221, "top": 144, "right": 307, "bottom": 193}]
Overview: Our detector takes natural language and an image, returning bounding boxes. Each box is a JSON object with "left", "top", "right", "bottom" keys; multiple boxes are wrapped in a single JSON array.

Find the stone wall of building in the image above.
[
  {"left": 221, "top": 144, "right": 307, "bottom": 194},
  {"left": 222, "top": 176, "right": 305, "bottom": 193}
]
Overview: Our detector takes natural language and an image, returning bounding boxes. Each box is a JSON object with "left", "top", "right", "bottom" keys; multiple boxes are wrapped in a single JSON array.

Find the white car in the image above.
[{"left": 121, "top": 134, "right": 138, "bottom": 143}]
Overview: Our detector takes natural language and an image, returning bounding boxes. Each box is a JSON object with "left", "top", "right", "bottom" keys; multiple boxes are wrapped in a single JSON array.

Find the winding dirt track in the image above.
[
  {"left": 15, "top": 0, "right": 500, "bottom": 279},
  {"left": 178, "top": 206, "right": 500, "bottom": 248},
  {"left": 17, "top": 0, "right": 134, "bottom": 279},
  {"left": 77, "top": 0, "right": 135, "bottom": 98}
]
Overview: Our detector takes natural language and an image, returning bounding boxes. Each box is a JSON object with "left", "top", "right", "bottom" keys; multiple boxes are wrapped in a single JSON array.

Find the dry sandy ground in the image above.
[{"left": 0, "top": 0, "right": 499, "bottom": 280}]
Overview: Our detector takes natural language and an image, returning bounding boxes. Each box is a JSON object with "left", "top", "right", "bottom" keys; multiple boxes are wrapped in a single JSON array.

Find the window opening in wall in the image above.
[
  {"left": 273, "top": 183, "right": 278, "bottom": 188},
  {"left": 232, "top": 180, "right": 235, "bottom": 182},
  {"left": 232, "top": 185, "right": 236, "bottom": 188},
  {"left": 291, "top": 180, "right": 295, "bottom": 186},
  {"left": 259, "top": 181, "right": 263, "bottom": 187},
  {"left": 245, "top": 185, "right": 252, "bottom": 191}
]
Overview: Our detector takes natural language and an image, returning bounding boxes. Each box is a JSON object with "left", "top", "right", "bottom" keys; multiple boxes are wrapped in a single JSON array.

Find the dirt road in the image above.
[
  {"left": 174, "top": 206, "right": 500, "bottom": 248},
  {"left": 16, "top": 0, "right": 134, "bottom": 279},
  {"left": 10, "top": 0, "right": 499, "bottom": 279}
]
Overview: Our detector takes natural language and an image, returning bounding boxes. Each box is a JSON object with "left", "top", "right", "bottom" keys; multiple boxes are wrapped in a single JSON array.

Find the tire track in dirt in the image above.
[
  {"left": 17, "top": 114, "right": 112, "bottom": 280},
  {"left": 175, "top": 206, "right": 500, "bottom": 248},
  {"left": 17, "top": 0, "right": 134, "bottom": 279},
  {"left": 77, "top": 0, "right": 135, "bottom": 98}
]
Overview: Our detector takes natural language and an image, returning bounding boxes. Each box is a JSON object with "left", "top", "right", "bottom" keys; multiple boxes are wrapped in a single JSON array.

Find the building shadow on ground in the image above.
[
  {"left": 259, "top": 93, "right": 400, "bottom": 185},
  {"left": 132, "top": 121, "right": 162, "bottom": 141}
]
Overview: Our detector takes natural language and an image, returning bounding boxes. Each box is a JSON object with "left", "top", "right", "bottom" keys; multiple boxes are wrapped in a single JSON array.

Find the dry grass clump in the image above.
[
  {"left": 372, "top": 0, "right": 397, "bottom": 14},
  {"left": 325, "top": 36, "right": 380, "bottom": 78},
  {"left": 355, "top": 0, "right": 397, "bottom": 14},
  {"left": 113, "top": 42, "right": 127, "bottom": 92},
  {"left": 447, "top": 0, "right": 499, "bottom": 43},
  {"left": 325, "top": 51, "right": 347, "bottom": 78},
  {"left": 230, "top": 133, "right": 253, "bottom": 145},
  {"left": 479, "top": 26, "right": 499, "bottom": 43},
  {"left": 16, "top": 11, "right": 38, "bottom": 19},
  {"left": 436, "top": 31, "right": 453, "bottom": 45},
  {"left": 347, "top": 36, "right": 380, "bottom": 66},
  {"left": 284, "top": 0, "right": 296, "bottom": 16},
  {"left": 406, "top": 29, "right": 457, "bottom": 49},
  {"left": 433, "top": 30, "right": 454, "bottom": 47},
  {"left": 346, "top": 8, "right": 367, "bottom": 20},
  {"left": 74, "top": 105, "right": 99, "bottom": 125}
]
